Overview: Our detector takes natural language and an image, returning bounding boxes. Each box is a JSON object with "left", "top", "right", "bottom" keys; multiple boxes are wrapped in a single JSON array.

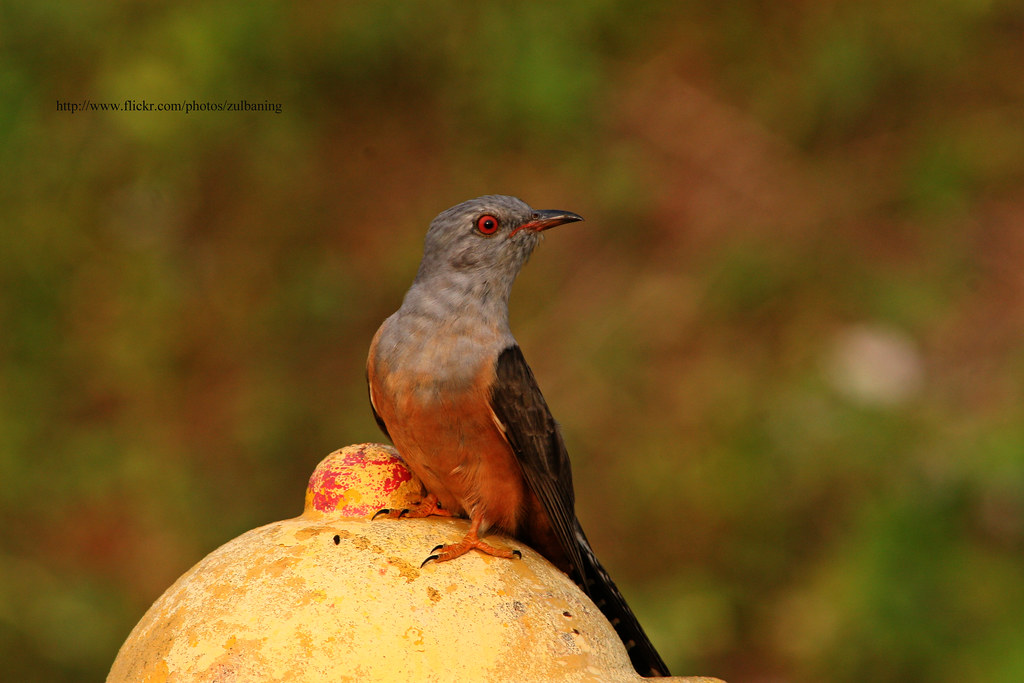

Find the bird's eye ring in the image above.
[{"left": 476, "top": 215, "right": 499, "bottom": 235}]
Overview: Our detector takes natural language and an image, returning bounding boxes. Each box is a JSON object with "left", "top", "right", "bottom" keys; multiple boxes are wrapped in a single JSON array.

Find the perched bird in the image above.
[{"left": 367, "top": 195, "right": 670, "bottom": 677}]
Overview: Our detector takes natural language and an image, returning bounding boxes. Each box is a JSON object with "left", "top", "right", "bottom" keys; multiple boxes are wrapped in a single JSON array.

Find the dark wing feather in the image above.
[
  {"left": 367, "top": 372, "right": 391, "bottom": 440},
  {"left": 490, "top": 345, "right": 587, "bottom": 579},
  {"left": 490, "top": 345, "right": 671, "bottom": 678}
]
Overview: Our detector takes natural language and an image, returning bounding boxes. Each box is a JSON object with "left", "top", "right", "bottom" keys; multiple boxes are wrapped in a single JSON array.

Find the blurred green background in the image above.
[{"left": 4, "top": 1, "right": 1024, "bottom": 681}]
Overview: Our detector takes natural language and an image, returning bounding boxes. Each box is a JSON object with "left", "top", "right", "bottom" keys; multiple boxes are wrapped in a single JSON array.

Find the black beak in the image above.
[{"left": 518, "top": 209, "right": 584, "bottom": 233}]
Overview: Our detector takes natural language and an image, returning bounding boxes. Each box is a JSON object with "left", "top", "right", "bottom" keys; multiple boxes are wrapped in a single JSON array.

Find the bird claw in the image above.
[
  {"left": 372, "top": 494, "right": 454, "bottom": 521},
  {"left": 371, "top": 507, "right": 409, "bottom": 520},
  {"left": 420, "top": 537, "right": 522, "bottom": 567}
]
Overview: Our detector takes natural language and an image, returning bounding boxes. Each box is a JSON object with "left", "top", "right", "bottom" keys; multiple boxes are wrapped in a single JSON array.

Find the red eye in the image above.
[{"left": 476, "top": 214, "right": 499, "bottom": 235}]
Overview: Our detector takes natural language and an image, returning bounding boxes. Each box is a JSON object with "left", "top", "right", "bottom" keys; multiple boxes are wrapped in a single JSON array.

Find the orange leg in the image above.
[
  {"left": 372, "top": 492, "right": 456, "bottom": 520},
  {"left": 420, "top": 515, "right": 521, "bottom": 567}
]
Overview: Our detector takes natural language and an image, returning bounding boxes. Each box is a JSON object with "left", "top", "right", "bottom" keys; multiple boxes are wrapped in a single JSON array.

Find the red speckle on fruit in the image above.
[
  {"left": 382, "top": 463, "right": 413, "bottom": 494},
  {"left": 303, "top": 444, "right": 420, "bottom": 518},
  {"left": 308, "top": 466, "right": 344, "bottom": 513}
]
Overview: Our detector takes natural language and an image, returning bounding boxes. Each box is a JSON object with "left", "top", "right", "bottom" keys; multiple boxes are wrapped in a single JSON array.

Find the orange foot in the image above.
[
  {"left": 420, "top": 517, "right": 521, "bottom": 568},
  {"left": 372, "top": 493, "right": 455, "bottom": 520}
]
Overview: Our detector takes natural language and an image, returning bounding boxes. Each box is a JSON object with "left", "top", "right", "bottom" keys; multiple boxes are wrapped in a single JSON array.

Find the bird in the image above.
[{"left": 366, "top": 195, "right": 670, "bottom": 677}]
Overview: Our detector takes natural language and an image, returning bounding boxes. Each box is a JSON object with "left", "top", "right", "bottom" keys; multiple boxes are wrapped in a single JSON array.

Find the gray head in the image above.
[{"left": 413, "top": 195, "right": 583, "bottom": 295}]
